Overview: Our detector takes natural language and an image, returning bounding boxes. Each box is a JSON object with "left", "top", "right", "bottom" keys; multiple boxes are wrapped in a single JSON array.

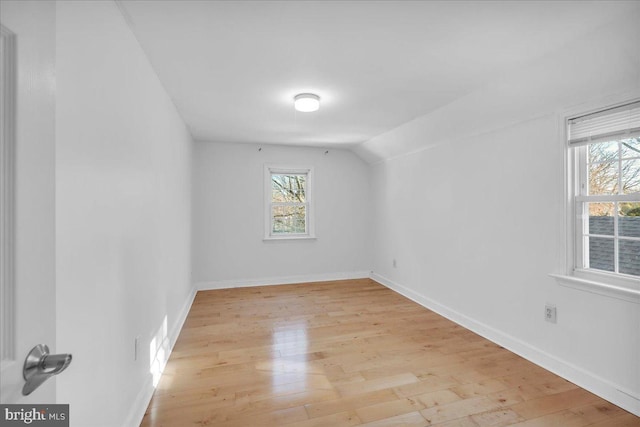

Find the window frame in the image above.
[
  {"left": 263, "top": 164, "right": 316, "bottom": 241},
  {"left": 574, "top": 141, "right": 640, "bottom": 277},
  {"left": 555, "top": 99, "right": 640, "bottom": 303}
]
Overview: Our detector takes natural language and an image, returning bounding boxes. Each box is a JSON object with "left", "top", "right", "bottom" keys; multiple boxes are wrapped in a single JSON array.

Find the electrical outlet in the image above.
[
  {"left": 134, "top": 335, "right": 140, "bottom": 361},
  {"left": 393, "top": 259, "right": 397, "bottom": 268},
  {"left": 545, "top": 305, "right": 557, "bottom": 323}
]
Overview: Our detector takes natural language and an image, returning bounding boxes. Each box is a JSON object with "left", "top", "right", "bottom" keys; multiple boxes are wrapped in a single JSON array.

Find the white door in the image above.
[{"left": 0, "top": 0, "right": 58, "bottom": 404}]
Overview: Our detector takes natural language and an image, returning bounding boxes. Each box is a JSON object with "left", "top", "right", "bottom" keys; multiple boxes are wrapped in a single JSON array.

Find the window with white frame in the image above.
[
  {"left": 264, "top": 165, "right": 315, "bottom": 239},
  {"left": 568, "top": 100, "right": 640, "bottom": 279}
]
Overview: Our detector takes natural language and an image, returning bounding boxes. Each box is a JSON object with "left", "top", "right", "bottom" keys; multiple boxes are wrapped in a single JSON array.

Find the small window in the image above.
[
  {"left": 264, "top": 165, "right": 315, "bottom": 240},
  {"left": 568, "top": 101, "right": 640, "bottom": 279}
]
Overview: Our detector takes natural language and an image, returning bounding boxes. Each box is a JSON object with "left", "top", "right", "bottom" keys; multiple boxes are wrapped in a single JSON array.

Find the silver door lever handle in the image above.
[{"left": 22, "top": 344, "right": 72, "bottom": 396}]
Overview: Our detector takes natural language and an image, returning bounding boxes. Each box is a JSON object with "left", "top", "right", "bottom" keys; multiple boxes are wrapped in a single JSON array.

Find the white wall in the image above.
[
  {"left": 360, "top": 10, "right": 640, "bottom": 415},
  {"left": 55, "top": 2, "right": 193, "bottom": 426},
  {"left": 192, "top": 142, "right": 372, "bottom": 287}
]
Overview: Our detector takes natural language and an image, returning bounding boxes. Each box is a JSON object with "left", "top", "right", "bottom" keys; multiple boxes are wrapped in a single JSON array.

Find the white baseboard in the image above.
[
  {"left": 370, "top": 272, "right": 640, "bottom": 417},
  {"left": 167, "top": 287, "right": 198, "bottom": 350},
  {"left": 123, "top": 285, "right": 198, "bottom": 427},
  {"left": 196, "top": 270, "right": 371, "bottom": 291}
]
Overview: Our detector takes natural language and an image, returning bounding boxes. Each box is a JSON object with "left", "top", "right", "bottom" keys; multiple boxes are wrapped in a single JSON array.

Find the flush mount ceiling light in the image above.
[{"left": 294, "top": 93, "right": 320, "bottom": 112}]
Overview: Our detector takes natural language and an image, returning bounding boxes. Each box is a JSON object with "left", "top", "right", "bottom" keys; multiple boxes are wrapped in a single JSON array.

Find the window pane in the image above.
[
  {"left": 272, "top": 174, "right": 306, "bottom": 203},
  {"left": 620, "top": 137, "right": 640, "bottom": 159},
  {"left": 588, "top": 140, "right": 618, "bottom": 163},
  {"left": 619, "top": 202, "right": 640, "bottom": 238},
  {"left": 619, "top": 239, "right": 640, "bottom": 277},
  {"left": 588, "top": 236, "right": 614, "bottom": 272},
  {"left": 272, "top": 205, "right": 306, "bottom": 234},
  {"left": 588, "top": 161, "right": 618, "bottom": 195},
  {"left": 621, "top": 159, "right": 640, "bottom": 194},
  {"left": 587, "top": 203, "right": 614, "bottom": 236}
]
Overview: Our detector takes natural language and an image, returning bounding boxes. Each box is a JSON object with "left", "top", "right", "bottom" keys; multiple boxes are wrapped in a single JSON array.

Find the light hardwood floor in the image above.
[{"left": 141, "top": 279, "right": 639, "bottom": 426}]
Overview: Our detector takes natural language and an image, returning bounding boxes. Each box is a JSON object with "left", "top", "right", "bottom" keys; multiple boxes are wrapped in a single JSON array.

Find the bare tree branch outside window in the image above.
[{"left": 271, "top": 174, "right": 307, "bottom": 234}]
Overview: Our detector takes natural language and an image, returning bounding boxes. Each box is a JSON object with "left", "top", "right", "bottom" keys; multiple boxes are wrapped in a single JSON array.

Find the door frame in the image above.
[{"left": 0, "top": 23, "right": 17, "bottom": 375}]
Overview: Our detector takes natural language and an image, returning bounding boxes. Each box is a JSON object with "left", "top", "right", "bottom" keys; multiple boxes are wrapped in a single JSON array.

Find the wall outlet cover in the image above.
[{"left": 545, "top": 305, "right": 557, "bottom": 323}]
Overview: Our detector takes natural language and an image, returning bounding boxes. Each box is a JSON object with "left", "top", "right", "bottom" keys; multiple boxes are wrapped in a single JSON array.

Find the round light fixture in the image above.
[{"left": 294, "top": 93, "right": 320, "bottom": 112}]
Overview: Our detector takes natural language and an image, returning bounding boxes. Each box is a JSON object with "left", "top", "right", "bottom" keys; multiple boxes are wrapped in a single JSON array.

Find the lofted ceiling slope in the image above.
[{"left": 118, "top": 0, "right": 636, "bottom": 149}]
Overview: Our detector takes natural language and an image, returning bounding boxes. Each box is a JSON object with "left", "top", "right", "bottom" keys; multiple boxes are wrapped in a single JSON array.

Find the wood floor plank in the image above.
[
  {"left": 140, "top": 279, "right": 639, "bottom": 426},
  {"left": 282, "top": 410, "right": 361, "bottom": 427},
  {"left": 508, "top": 409, "right": 593, "bottom": 427},
  {"left": 588, "top": 413, "right": 640, "bottom": 427},
  {"left": 419, "top": 396, "right": 504, "bottom": 425},
  {"left": 570, "top": 400, "right": 629, "bottom": 423},
  {"left": 509, "top": 388, "right": 602, "bottom": 420},
  {"left": 355, "top": 397, "right": 425, "bottom": 423},
  {"left": 470, "top": 408, "right": 525, "bottom": 426},
  {"left": 304, "top": 389, "right": 398, "bottom": 419},
  {"left": 430, "top": 416, "right": 479, "bottom": 427},
  {"left": 335, "top": 372, "right": 420, "bottom": 397},
  {"left": 357, "top": 411, "right": 428, "bottom": 427},
  {"left": 413, "top": 389, "right": 461, "bottom": 408}
]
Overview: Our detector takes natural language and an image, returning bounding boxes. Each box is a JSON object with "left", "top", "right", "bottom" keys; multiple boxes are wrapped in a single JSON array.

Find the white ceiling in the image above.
[{"left": 118, "top": 0, "right": 636, "bottom": 148}]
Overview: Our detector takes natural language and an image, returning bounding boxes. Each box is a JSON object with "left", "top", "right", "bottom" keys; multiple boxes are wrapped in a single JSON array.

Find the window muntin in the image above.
[
  {"left": 570, "top": 101, "right": 640, "bottom": 279},
  {"left": 264, "top": 166, "right": 314, "bottom": 239}
]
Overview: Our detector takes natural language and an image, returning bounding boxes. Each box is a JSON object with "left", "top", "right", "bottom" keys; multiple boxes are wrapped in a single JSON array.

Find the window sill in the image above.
[
  {"left": 550, "top": 273, "right": 640, "bottom": 304},
  {"left": 263, "top": 235, "right": 317, "bottom": 242}
]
